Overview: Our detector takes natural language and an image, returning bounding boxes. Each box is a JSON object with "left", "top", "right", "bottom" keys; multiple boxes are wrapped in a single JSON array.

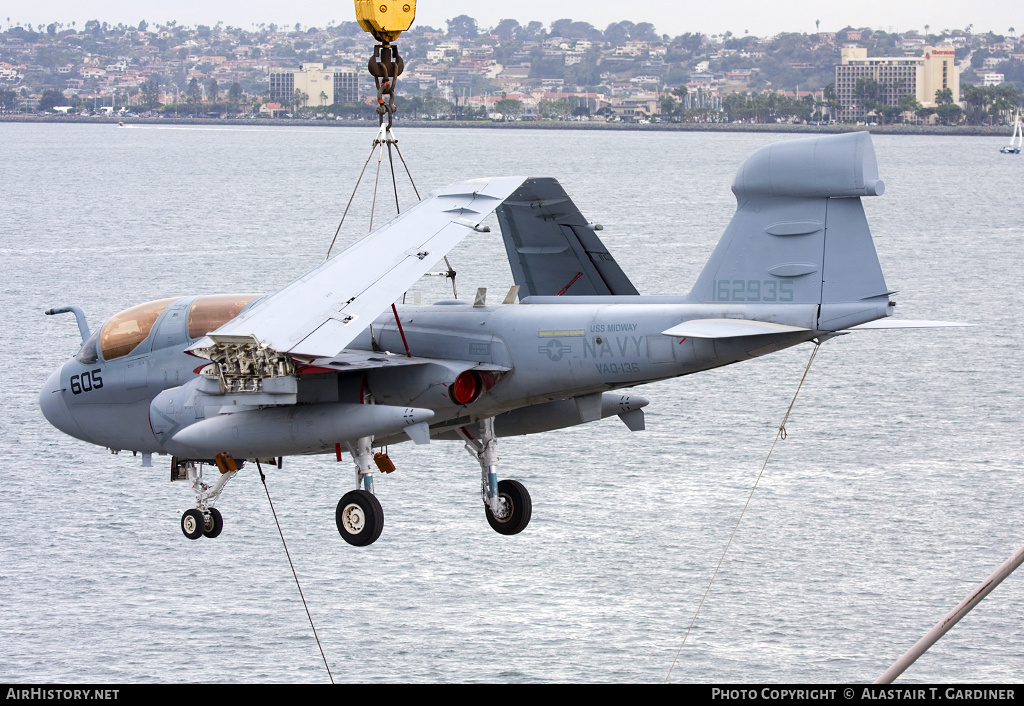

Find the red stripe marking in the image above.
[
  {"left": 392, "top": 303, "right": 412, "bottom": 357},
  {"left": 296, "top": 365, "right": 337, "bottom": 375},
  {"left": 556, "top": 271, "right": 584, "bottom": 296}
]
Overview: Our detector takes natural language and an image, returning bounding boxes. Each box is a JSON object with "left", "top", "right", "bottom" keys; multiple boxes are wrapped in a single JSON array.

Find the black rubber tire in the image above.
[
  {"left": 485, "top": 479, "right": 532, "bottom": 535},
  {"left": 181, "top": 509, "right": 205, "bottom": 540},
  {"left": 336, "top": 490, "right": 384, "bottom": 546},
  {"left": 203, "top": 507, "right": 224, "bottom": 539}
]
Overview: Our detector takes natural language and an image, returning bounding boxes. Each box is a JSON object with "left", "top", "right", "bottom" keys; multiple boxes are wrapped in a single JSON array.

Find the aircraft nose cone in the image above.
[{"left": 39, "top": 367, "right": 76, "bottom": 435}]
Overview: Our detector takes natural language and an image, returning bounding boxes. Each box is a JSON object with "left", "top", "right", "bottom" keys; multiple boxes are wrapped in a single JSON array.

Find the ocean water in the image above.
[{"left": 1, "top": 122, "right": 1022, "bottom": 683}]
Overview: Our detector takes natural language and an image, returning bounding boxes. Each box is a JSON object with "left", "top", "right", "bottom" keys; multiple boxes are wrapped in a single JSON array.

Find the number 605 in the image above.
[{"left": 70, "top": 369, "right": 103, "bottom": 395}]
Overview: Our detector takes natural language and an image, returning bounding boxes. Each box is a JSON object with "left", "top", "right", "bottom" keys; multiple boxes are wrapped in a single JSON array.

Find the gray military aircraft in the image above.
[{"left": 40, "top": 132, "right": 949, "bottom": 546}]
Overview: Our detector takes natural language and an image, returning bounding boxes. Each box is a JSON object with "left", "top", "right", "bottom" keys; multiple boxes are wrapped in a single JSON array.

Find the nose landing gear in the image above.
[
  {"left": 179, "top": 506, "right": 223, "bottom": 540},
  {"left": 173, "top": 456, "right": 236, "bottom": 540},
  {"left": 180, "top": 508, "right": 205, "bottom": 540}
]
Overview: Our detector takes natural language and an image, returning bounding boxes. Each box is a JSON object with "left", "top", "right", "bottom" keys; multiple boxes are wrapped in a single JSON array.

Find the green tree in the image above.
[
  {"left": 493, "top": 19, "right": 520, "bottom": 42},
  {"left": 403, "top": 94, "right": 424, "bottom": 119},
  {"left": 185, "top": 77, "right": 202, "bottom": 104},
  {"left": 898, "top": 93, "right": 922, "bottom": 122},
  {"left": 141, "top": 76, "right": 161, "bottom": 108},
  {"left": 659, "top": 94, "right": 678, "bottom": 120},
  {"left": 38, "top": 88, "right": 66, "bottom": 111},
  {"left": 523, "top": 21, "right": 544, "bottom": 39},
  {"left": 877, "top": 103, "right": 903, "bottom": 124},
  {"left": 540, "top": 98, "right": 571, "bottom": 120},
  {"left": 494, "top": 98, "right": 523, "bottom": 121},
  {"left": 446, "top": 15, "right": 478, "bottom": 39},
  {"left": 935, "top": 103, "right": 963, "bottom": 124},
  {"left": 854, "top": 77, "right": 883, "bottom": 115},
  {"left": 227, "top": 82, "right": 243, "bottom": 106},
  {"left": 0, "top": 88, "right": 17, "bottom": 113},
  {"left": 605, "top": 21, "right": 635, "bottom": 44}
]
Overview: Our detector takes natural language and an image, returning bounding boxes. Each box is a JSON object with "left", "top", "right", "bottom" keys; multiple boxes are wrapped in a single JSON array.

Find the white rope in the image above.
[{"left": 665, "top": 340, "right": 822, "bottom": 682}]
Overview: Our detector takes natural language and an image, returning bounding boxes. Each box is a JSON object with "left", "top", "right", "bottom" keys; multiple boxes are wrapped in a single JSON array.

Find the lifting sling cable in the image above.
[
  {"left": 664, "top": 340, "right": 822, "bottom": 682},
  {"left": 325, "top": 9, "right": 422, "bottom": 260},
  {"left": 256, "top": 460, "right": 335, "bottom": 683},
  {"left": 327, "top": 5, "right": 457, "bottom": 297}
]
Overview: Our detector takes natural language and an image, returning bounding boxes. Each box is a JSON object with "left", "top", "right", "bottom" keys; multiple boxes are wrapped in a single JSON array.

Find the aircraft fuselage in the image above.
[{"left": 40, "top": 297, "right": 820, "bottom": 457}]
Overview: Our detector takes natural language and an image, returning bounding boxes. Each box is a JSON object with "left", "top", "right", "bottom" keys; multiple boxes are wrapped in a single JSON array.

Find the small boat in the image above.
[{"left": 1000, "top": 114, "right": 1021, "bottom": 154}]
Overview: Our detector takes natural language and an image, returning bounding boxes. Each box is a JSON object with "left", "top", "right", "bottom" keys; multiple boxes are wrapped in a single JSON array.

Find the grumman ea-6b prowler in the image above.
[{"left": 41, "top": 132, "right": 948, "bottom": 546}]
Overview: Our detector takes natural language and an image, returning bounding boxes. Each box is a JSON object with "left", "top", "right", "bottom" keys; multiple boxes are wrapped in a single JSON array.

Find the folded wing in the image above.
[{"left": 192, "top": 176, "right": 527, "bottom": 360}]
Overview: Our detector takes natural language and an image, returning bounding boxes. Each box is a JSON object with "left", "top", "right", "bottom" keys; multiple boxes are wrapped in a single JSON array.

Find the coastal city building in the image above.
[
  {"left": 268, "top": 62, "right": 359, "bottom": 107},
  {"left": 834, "top": 45, "right": 960, "bottom": 121},
  {"left": 1, "top": 17, "right": 1017, "bottom": 126}
]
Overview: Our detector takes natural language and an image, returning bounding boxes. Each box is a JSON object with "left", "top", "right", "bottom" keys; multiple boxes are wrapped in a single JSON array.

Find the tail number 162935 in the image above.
[{"left": 714, "top": 279, "right": 793, "bottom": 302}]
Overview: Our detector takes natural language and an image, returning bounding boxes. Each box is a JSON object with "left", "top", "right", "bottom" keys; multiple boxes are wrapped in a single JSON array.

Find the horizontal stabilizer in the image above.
[
  {"left": 848, "top": 320, "right": 974, "bottom": 330},
  {"left": 662, "top": 319, "right": 810, "bottom": 339}
]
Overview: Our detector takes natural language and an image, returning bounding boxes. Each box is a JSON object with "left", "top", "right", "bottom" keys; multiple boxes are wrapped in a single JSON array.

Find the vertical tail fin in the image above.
[
  {"left": 688, "top": 132, "right": 892, "bottom": 330},
  {"left": 496, "top": 178, "right": 640, "bottom": 297}
]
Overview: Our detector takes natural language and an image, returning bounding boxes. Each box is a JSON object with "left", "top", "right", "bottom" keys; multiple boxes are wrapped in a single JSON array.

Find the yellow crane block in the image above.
[{"left": 355, "top": 0, "right": 416, "bottom": 43}]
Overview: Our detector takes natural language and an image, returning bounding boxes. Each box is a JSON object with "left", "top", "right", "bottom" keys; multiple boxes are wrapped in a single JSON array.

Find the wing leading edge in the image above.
[{"left": 192, "top": 176, "right": 527, "bottom": 360}]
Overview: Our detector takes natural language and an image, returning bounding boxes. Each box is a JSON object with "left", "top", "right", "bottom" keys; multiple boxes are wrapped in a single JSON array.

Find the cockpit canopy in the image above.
[
  {"left": 101, "top": 297, "right": 179, "bottom": 361},
  {"left": 77, "top": 294, "right": 260, "bottom": 363},
  {"left": 186, "top": 294, "right": 260, "bottom": 340}
]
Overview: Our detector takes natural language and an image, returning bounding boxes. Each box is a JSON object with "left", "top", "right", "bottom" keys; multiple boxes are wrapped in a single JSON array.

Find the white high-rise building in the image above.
[
  {"left": 835, "top": 46, "right": 959, "bottom": 121},
  {"left": 269, "top": 63, "right": 360, "bottom": 107}
]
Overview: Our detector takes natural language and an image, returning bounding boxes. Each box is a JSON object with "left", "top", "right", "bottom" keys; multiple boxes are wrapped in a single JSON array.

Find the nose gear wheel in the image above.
[{"left": 181, "top": 508, "right": 205, "bottom": 540}]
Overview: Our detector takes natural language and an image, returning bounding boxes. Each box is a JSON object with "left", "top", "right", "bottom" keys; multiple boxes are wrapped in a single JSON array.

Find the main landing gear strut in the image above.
[
  {"left": 460, "top": 418, "right": 532, "bottom": 536},
  {"left": 173, "top": 454, "right": 237, "bottom": 540},
  {"left": 332, "top": 418, "right": 532, "bottom": 547},
  {"left": 335, "top": 436, "right": 385, "bottom": 546}
]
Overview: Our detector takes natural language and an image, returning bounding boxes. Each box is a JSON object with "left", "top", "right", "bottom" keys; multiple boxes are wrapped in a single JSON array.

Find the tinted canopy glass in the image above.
[
  {"left": 187, "top": 294, "right": 260, "bottom": 339},
  {"left": 100, "top": 297, "right": 178, "bottom": 360}
]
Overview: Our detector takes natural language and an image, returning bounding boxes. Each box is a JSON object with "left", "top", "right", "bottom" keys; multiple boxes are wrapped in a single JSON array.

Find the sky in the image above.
[{"left": 4, "top": 1, "right": 1014, "bottom": 39}]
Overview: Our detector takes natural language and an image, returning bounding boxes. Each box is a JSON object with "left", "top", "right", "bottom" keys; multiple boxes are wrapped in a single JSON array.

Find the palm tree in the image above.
[{"left": 291, "top": 89, "right": 309, "bottom": 114}]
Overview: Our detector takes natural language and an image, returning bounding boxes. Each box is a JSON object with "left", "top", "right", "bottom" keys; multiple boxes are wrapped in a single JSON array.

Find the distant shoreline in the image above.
[{"left": 0, "top": 114, "right": 1009, "bottom": 137}]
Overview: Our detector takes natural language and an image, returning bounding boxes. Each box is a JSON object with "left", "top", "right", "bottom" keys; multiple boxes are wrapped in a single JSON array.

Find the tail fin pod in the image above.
[{"left": 688, "top": 132, "right": 891, "bottom": 330}]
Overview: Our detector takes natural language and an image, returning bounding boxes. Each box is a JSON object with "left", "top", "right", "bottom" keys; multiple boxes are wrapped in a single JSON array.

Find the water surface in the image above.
[{"left": 1, "top": 123, "right": 1022, "bottom": 683}]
